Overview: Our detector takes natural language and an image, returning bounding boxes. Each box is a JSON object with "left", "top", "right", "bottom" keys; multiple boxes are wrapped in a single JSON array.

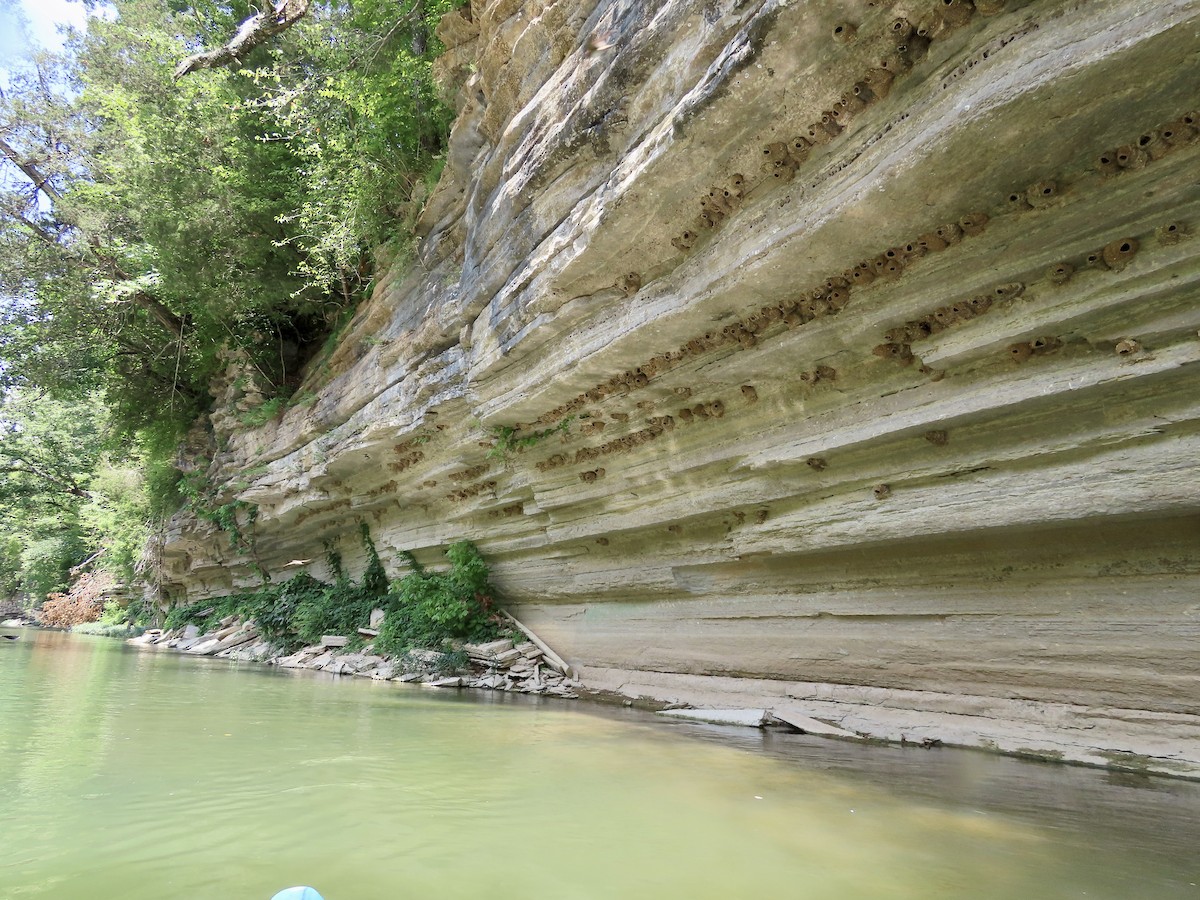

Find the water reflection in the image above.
[{"left": 1, "top": 627, "right": 1198, "bottom": 900}]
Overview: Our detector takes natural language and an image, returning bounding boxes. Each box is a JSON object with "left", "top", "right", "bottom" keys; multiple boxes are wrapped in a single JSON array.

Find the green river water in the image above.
[{"left": 2, "top": 626, "right": 1198, "bottom": 900}]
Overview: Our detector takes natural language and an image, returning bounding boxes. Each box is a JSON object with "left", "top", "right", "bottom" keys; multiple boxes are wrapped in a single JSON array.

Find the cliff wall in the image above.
[{"left": 161, "top": 0, "right": 1200, "bottom": 777}]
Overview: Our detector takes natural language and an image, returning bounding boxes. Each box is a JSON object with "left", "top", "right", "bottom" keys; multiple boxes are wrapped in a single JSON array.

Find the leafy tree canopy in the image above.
[{"left": 0, "top": 0, "right": 465, "bottom": 606}]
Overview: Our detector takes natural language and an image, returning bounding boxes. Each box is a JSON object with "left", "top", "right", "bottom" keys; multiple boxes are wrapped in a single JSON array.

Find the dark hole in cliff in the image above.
[{"left": 277, "top": 309, "right": 352, "bottom": 389}]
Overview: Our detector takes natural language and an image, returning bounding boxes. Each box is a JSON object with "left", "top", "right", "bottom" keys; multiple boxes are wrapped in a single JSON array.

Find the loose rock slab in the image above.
[{"left": 657, "top": 708, "right": 770, "bottom": 728}]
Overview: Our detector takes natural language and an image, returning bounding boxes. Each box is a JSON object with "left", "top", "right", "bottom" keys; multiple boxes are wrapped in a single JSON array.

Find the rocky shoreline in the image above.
[{"left": 129, "top": 620, "right": 582, "bottom": 699}]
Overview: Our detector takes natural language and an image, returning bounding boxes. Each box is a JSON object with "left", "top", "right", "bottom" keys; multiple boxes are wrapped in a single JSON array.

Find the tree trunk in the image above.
[{"left": 173, "top": 0, "right": 312, "bottom": 80}]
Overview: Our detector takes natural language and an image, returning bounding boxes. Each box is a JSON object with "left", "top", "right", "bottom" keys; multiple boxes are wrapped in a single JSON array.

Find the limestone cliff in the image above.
[{"left": 159, "top": 0, "right": 1200, "bottom": 777}]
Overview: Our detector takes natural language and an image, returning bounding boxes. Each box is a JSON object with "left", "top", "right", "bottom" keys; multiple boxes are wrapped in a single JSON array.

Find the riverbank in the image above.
[{"left": 128, "top": 621, "right": 582, "bottom": 698}]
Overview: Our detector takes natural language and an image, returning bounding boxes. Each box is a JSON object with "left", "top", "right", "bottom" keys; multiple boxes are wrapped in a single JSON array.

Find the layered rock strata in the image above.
[{"left": 158, "top": 0, "right": 1200, "bottom": 777}]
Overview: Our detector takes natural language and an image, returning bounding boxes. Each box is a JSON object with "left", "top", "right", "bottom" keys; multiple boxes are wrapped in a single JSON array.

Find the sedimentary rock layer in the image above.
[{"left": 161, "top": 0, "right": 1200, "bottom": 777}]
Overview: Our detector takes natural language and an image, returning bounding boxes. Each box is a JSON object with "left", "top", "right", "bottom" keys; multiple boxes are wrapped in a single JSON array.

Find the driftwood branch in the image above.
[{"left": 173, "top": 0, "right": 311, "bottom": 81}]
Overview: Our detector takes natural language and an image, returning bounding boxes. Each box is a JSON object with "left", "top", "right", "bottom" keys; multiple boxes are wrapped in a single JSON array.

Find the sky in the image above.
[{"left": 0, "top": 0, "right": 90, "bottom": 66}]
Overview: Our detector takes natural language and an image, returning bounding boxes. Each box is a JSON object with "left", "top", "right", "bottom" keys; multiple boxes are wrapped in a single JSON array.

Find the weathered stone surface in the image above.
[
  {"left": 490, "top": 648, "right": 523, "bottom": 667},
  {"left": 466, "top": 638, "right": 514, "bottom": 658},
  {"left": 209, "top": 628, "right": 258, "bottom": 654},
  {"left": 185, "top": 638, "right": 221, "bottom": 655},
  {"left": 369, "top": 662, "right": 397, "bottom": 680},
  {"left": 307, "top": 652, "right": 334, "bottom": 670},
  {"left": 155, "top": 0, "right": 1200, "bottom": 776},
  {"left": 768, "top": 707, "right": 860, "bottom": 739}
]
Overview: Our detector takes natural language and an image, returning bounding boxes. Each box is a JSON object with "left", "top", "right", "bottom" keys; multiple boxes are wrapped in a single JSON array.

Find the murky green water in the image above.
[{"left": 2, "top": 627, "right": 1198, "bottom": 900}]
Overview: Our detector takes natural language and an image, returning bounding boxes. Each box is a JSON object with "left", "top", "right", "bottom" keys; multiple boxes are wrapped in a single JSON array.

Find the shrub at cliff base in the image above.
[
  {"left": 160, "top": 570, "right": 372, "bottom": 652},
  {"left": 161, "top": 534, "right": 503, "bottom": 657},
  {"left": 375, "top": 541, "right": 504, "bottom": 656}
]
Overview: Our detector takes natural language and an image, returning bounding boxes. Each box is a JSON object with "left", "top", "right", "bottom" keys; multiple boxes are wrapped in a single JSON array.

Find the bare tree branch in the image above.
[
  {"left": 173, "top": 0, "right": 311, "bottom": 80},
  {"left": 0, "top": 459, "right": 91, "bottom": 500},
  {"left": 0, "top": 135, "right": 64, "bottom": 204},
  {"left": 4, "top": 208, "right": 60, "bottom": 246}
]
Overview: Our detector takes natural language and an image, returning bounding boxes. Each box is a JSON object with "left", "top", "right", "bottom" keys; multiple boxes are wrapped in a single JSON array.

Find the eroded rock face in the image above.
[{"left": 160, "top": 0, "right": 1200, "bottom": 777}]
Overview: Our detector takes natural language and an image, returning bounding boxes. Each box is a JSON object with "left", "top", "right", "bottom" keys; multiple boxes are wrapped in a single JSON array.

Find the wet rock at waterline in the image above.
[{"left": 128, "top": 628, "right": 582, "bottom": 699}]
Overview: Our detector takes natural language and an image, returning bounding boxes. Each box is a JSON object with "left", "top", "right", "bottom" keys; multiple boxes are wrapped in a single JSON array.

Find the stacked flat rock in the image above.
[
  {"left": 460, "top": 639, "right": 578, "bottom": 697},
  {"left": 131, "top": 622, "right": 271, "bottom": 660},
  {"left": 128, "top": 623, "right": 579, "bottom": 699}
]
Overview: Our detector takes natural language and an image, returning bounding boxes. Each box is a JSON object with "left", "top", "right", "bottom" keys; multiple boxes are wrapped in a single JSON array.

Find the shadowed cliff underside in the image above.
[{"left": 160, "top": 0, "right": 1200, "bottom": 776}]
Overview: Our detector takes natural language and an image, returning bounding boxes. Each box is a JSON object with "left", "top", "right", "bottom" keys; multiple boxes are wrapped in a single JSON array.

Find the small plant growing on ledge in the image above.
[
  {"left": 487, "top": 417, "right": 574, "bottom": 459},
  {"left": 178, "top": 470, "right": 260, "bottom": 556},
  {"left": 238, "top": 397, "right": 287, "bottom": 427}
]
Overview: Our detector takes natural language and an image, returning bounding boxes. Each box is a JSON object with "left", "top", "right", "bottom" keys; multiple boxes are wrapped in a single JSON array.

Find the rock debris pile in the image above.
[{"left": 130, "top": 623, "right": 580, "bottom": 698}]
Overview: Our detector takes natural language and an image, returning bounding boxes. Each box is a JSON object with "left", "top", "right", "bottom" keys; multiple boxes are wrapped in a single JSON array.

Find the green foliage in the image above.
[
  {"left": 376, "top": 540, "right": 503, "bottom": 655},
  {"left": 20, "top": 536, "right": 82, "bottom": 603},
  {"left": 79, "top": 460, "right": 151, "bottom": 584},
  {"left": 0, "top": 391, "right": 102, "bottom": 514},
  {"left": 163, "top": 525, "right": 391, "bottom": 651},
  {"left": 360, "top": 522, "right": 388, "bottom": 596},
  {"left": 72, "top": 621, "right": 145, "bottom": 638},
  {"left": 487, "top": 418, "right": 575, "bottom": 459},
  {"left": 246, "top": 0, "right": 463, "bottom": 294},
  {"left": 139, "top": 420, "right": 187, "bottom": 519},
  {"left": 0, "top": 0, "right": 467, "bottom": 608},
  {"left": 99, "top": 599, "right": 130, "bottom": 625},
  {"left": 238, "top": 397, "right": 286, "bottom": 427},
  {"left": 0, "top": 534, "right": 23, "bottom": 599},
  {"left": 161, "top": 537, "right": 501, "bottom": 659},
  {"left": 0, "top": 391, "right": 100, "bottom": 601},
  {"left": 0, "top": 0, "right": 466, "bottom": 523},
  {"left": 178, "top": 469, "right": 260, "bottom": 553}
]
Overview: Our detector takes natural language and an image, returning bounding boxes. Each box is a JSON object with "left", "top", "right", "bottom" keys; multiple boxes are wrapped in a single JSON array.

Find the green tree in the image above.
[
  {"left": 2, "top": 1, "right": 464, "bottom": 434},
  {"left": 0, "top": 0, "right": 465, "bottom": 600},
  {"left": 0, "top": 391, "right": 103, "bottom": 601}
]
